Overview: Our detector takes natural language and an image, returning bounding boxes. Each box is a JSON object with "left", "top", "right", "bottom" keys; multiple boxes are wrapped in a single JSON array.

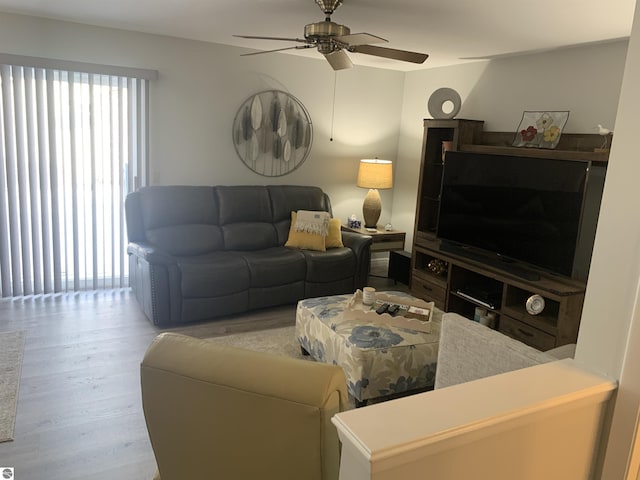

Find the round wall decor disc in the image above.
[
  {"left": 526, "top": 294, "right": 546, "bottom": 315},
  {"left": 428, "top": 87, "right": 462, "bottom": 119},
  {"left": 232, "top": 90, "right": 312, "bottom": 177}
]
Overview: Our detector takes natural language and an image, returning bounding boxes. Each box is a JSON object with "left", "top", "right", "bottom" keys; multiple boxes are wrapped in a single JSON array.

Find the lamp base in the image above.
[{"left": 362, "top": 189, "right": 382, "bottom": 229}]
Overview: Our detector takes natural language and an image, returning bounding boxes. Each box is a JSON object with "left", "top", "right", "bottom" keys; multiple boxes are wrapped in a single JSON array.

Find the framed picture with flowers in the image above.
[{"left": 512, "top": 111, "right": 569, "bottom": 149}]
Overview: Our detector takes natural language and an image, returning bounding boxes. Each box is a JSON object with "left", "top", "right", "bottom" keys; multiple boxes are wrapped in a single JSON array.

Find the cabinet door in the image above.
[
  {"left": 411, "top": 274, "right": 447, "bottom": 310},
  {"left": 411, "top": 248, "right": 449, "bottom": 310},
  {"left": 499, "top": 315, "right": 557, "bottom": 351}
]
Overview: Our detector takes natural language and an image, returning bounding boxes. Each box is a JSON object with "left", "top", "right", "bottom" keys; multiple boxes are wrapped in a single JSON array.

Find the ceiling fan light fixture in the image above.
[
  {"left": 234, "top": 0, "right": 428, "bottom": 70},
  {"left": 315, "top": 0, "right": 343, "bottom": 15},
  {"left": 304, "top": 21, "right": 350, "bottom": 41}
]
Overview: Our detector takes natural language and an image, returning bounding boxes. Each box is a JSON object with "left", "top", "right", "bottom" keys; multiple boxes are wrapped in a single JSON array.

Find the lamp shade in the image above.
[{"left": 356, "top": 159, "right": 393, "bottom": 189}]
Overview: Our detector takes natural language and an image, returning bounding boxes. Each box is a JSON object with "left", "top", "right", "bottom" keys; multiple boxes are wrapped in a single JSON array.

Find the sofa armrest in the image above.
[
  {"left": 127, "top": 242, "right": 177, "bottom": 266},
  {"left": 341, "top": 231, "right": 372, "bottom": 289},
  {"left": 141, "top": 333, "right": 348, "bottom": 480}
]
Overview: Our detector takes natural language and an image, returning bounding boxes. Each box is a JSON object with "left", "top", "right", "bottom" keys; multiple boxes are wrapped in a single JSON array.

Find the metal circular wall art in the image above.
[{"left": 232, "top": 90, "right": 313, "bottom": 177}]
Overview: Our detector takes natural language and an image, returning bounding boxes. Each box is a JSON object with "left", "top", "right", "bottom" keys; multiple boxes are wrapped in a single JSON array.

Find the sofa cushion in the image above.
[
  {"left": 222, "top": 223, "right": 278, "bottom": 250},
  {"left": 325, "top": 218, "right": 344, "bottom": 249},
  {"left": 268, "top": 185, "right": 331, "bottom": 244},
  {"left": 147, "top": 225, "right": 224, "bottom": 256},
  {"left": 178, "top": 253, "right": 250, "bottom": 298},
  {"left": 139, "top": 186, "right": 218, "bottom": 230},
  {"left": 303, "top": 248, "right": 355, "bottom": 282},
  {"left": 241, "top": 247, "right": 306, "bottom": 287},
  {"left": 216, "top": 186, "right": 273, "bottom": 225},
  {"left": 267, "top": 185, "right": 330, "bottom": 222}
]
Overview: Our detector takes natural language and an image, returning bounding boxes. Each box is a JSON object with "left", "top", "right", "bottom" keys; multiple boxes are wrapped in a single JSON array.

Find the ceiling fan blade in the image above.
[
  {"left": 234, "top": 34, "right": 308, "bottom": 43},
  {"left": 241, "top": 45, "right": 314, "bottom": 56},
  {"left": 335, "top": 32, "right": 387, "bottom": 46},
  {"left": 324, "top": 49, "right": 353, "bottom": 70},
  {"left": 350, "top": 44, "right": 429, "bottom": 64}
]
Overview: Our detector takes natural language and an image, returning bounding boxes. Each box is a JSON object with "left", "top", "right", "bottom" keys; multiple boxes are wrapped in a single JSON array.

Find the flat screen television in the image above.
[{"left": 437, "top": 150, "right": 594, "bottom": 280}]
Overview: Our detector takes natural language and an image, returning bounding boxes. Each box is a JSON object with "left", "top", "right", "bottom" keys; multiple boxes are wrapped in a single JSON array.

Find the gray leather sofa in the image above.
[{"left": 125, "top": 185, "right": 372, "bottom": 326}]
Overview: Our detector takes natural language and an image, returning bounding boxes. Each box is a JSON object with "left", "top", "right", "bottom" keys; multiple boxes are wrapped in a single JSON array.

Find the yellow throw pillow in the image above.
[
  {"left": 325, "top": 218, "right": 344, "bottom": 249},
  {"left": 285, "top": 211, "right": 326, "bottom": 252}
]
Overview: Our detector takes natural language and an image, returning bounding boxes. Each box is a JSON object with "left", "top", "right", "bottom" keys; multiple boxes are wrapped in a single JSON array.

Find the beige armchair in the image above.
[{"left": 140, "top": 332, "right": 349, "bottom": 480}]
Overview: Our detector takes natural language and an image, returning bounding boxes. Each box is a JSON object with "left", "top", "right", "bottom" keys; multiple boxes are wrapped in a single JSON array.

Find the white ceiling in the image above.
[{"left": 0, "top": 0, "right": 635, "bottom": 71}]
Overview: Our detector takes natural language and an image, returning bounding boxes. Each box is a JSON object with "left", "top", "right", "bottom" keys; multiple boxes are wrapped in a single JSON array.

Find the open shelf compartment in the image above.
[{"left": 502, "top": 286, "right": 559, "bottom": 335}]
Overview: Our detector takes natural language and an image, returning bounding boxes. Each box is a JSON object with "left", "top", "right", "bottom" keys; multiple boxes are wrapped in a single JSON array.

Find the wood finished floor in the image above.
[{"left": 0, "top": 268, "right": 404, "bottom": 479}]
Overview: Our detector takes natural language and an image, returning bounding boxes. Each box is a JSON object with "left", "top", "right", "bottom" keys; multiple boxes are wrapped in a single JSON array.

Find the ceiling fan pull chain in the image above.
[{"left": 330, "top": 71, "right": 337, "bottom": 142}]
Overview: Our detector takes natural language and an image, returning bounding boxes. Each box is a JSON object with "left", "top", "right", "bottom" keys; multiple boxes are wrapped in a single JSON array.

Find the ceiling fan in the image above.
[{"left": 234, "top": 0, "right": 429, "bottom": 70}]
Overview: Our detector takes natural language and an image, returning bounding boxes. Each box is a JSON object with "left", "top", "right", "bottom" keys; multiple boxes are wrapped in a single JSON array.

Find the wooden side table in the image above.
[
  {"left": 341, "top": 225, "right": 406, "bottom": 252},
  {"left": 342, "top": 225, "right": 406, "bottom": 279}
]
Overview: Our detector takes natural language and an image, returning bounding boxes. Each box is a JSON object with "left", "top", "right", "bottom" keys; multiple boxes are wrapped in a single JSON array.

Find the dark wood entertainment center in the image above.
[{"left": 410, "top": 119, "right": 609, "bottom": 349}]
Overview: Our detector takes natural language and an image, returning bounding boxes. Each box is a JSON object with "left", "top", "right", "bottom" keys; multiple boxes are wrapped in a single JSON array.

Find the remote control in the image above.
[
  {"left": 387, "top": 304, "right": 400, "bottom": 315},
  {"left": 376, "top": 303, "right": 389, "bottom": 314}
]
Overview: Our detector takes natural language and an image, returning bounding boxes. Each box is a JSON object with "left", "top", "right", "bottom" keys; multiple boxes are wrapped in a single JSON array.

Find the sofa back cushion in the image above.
[
  {"left": 126, "top": 184, "right": 333, "bottom": 254},
  {"left": 216, "top": 186, "right": 278, "bottom": 250},
  {"left": 268, "top": 185, "right": 332, "bottom": 245},
  {"left": 216, "top": 186, "right": 273, "bottom": 224},
  {"left": 146, "top": 225, "right": 224, "bottom": 256},
  {"left": 135, "top": 186, "right": 224, "bottom": 256}
]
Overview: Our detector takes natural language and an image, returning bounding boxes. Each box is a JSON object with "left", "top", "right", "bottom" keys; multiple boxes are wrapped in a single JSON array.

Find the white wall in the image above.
[
  {"left": 578, "top": 0, "right": 640, "bottom": 475},
  {"left": 1, "top": 12, "right": 627, "bottom": 237},
  {"left": 0, "top": 12, "right": 404, "bottom": 226},
  {"left": 394, "top": 40, "right": 628, "bottom": 248}
]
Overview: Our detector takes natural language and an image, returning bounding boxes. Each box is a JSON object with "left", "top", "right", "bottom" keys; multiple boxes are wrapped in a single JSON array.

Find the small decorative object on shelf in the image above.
[
  {"left": 474, "top": 307, "right": 497, "bottom": 327},
  {"left": 427, "top": 258, "right": 448, "bottom": 275},
  {"left": 526, "top": 294, "right": 546, "bottom": 315},
  {"left": 427, "top": 87, "right": 462, "bottom": 120},
  {"left": 347, "top": 214, "right": 361, "bottom": 229},
  {"left": 596, "top": 124, "right": 613, "bottom": 152},
  {"left": 512, "top": 111, "right": 569, "bottom": 149}
]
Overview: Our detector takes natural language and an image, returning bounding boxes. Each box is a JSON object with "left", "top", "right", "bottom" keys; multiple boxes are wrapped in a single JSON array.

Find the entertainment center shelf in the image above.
[
  {"left": 459, "top": 143, "right": 609, "bottom": 163},
  {"left": 410, "top": 118, "right": 605, "bottom": 349},
  {"left": 412, "top": 241, "right": 586, "bottom": 349}
]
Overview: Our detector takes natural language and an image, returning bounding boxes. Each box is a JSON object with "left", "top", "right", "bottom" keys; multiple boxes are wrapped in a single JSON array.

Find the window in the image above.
[{"left": 0, "top": 55, "right": 155, "bottom": 297}]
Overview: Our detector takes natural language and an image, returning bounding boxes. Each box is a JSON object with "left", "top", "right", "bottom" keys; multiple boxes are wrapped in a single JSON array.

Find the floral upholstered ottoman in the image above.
[{"left": 295, "top": 292, "right": 442, "bottom": 406}]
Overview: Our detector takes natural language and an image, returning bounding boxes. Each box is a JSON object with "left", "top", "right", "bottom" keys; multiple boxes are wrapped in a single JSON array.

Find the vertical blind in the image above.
[{"left": 0, "top": 57, "right": 153, "bottom": 297}]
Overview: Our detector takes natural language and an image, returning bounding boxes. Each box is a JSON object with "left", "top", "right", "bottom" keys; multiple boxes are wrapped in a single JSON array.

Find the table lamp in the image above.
[{"left": 356, "top": 158, "right": 393, "bottom": 229}]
